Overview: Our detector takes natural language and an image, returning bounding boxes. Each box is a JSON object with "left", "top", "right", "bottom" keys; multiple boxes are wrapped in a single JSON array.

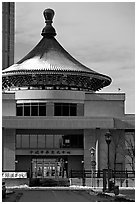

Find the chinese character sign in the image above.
[{"left": 2, "top": 172, "right": 27, "bottom": 178}]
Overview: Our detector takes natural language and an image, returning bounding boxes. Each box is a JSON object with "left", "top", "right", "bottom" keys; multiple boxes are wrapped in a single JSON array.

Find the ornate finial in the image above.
[
  {"left": 41, "top": 8, "right": 56, "bottom": 37},
  {"left": 43, "top": 8, "right": 55, "bottom": 24}
]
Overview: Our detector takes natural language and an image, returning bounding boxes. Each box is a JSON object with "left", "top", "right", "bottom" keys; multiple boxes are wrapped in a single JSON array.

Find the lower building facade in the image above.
[{"left": 2, "top": 90, "right": 135, "bottom": 178}]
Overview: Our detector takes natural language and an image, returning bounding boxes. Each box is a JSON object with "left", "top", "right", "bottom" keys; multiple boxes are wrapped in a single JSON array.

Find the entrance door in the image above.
[{"left": 32, "top": 158, "right": 65, "bottom": 178}]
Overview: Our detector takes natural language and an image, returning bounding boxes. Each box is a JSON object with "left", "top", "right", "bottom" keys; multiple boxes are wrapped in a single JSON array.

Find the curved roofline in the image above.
[
  {"left": 2, "top": 37, "right": 111, "bottom": 82},
  {"left": 2, "top": 68, "right": 112, "bottom": 82},
  {"left": 2, "top": 8, "right": 112, "bottom": 92}
]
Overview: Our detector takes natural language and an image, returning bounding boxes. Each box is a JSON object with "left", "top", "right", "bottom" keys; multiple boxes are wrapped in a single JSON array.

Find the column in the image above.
[
  {"left": 83, "top": 129, "right": 96, "bottom": 170},
  {"left": 3, "top": 128, "right": 16, "bottom": 170},
  {"left": 77, "top": 103, "right": 84, "bottom": 116},
  {"left": 46, "top": 102, "right": 54, "bottom": 116},
  {"left": 95, "top": 128, "right": 100, "bottom": 171}
]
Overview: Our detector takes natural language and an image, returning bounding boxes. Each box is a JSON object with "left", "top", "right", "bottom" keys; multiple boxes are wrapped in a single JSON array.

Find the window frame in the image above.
[
  {"left": 54, "top": 103, "right": 77, "bottom": 116},
  {"left": 16, "top": 102, "right": 47, "bottom": 116}
]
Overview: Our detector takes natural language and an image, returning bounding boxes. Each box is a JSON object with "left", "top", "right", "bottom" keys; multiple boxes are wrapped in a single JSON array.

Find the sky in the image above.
[{"left": 14, "top": 2, "right": 135, "bottom": 114}]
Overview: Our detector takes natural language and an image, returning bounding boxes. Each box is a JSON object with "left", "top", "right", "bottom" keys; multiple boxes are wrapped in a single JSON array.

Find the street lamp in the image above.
[
  {"left": 105, "top": 131, "right": 111, "bottom": 191},
  {"left": 81, "top": 160, "right": 85, "bottom": 186},
  {"left": 89, "top": 147, "right": 96, "bottom": 187}
]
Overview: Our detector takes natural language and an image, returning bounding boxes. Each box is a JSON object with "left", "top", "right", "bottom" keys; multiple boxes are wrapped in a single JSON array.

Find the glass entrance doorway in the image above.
[{"left": 32, "top": 158, "right": 66, "bottom": 178}]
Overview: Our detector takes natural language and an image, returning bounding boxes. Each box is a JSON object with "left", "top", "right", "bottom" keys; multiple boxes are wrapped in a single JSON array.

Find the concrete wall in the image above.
[
  {"left": 85, "top": 93, "right": 125, "bottom": 117},
  {"left": 85, "top": 101, "right": 124, "bottom": 117},
  {"left": 15, "top": 90, "right": 85, "bottom": 103},
  {"left": 77, "top": 103, "right": 84, "bottom": 116},
  {"left": 2, "top": 91, "right": 126, "bottom": 119},
  {"left": 2, "top": 93, "right": 16, "bottom": 116},
  {"left": 16, "top": 129, "right": 83, "bottom": 135},
  {"left": 3, "top": 128, "right": 16, "bottom": 170},
  {"left": 2, "top": 116, "right": 114, "bottom": 129}
]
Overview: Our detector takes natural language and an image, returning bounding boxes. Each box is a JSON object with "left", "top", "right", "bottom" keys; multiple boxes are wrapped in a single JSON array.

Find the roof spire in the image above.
[{"left": 41, "top": 8, "right": 56, "bottom": 37}]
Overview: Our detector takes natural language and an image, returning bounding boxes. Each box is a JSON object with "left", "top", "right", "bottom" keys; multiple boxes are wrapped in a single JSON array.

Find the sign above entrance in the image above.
[{"left": 16, "top": 149, "right": 84, "bottom": 156}]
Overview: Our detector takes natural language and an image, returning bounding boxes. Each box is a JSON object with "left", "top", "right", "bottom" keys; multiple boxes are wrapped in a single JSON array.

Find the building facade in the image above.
[
  {"left": 2, "top": 9, "right": 135, "bottom": 179},
  {"left": 2, "top": 2, "right": 15, "bottom": 69}
]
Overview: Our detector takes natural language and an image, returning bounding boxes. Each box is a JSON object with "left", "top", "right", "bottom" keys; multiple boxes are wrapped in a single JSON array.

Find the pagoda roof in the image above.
[{"left": 2, "top": 8, "right": 112, "bottom": 91}]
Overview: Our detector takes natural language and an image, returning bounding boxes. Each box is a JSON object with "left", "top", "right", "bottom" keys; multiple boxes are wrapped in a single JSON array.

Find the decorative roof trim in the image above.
[{"left": 2, "top": 8, "right": 112, "bottom": 92}]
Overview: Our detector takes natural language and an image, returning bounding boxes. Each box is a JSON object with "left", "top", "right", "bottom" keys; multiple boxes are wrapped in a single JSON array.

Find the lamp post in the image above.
[
  {"left": 89, "top": 147, "right": 96, "bottom": 188},
  {"left": 64, "top": 160, "right": 68, "bottom": 178},
  {"left": 81, "top": 160, "right": 85, "bottom": 186},
  {"left": 105, "top": 131, "right": 111, "bottom": 191}
]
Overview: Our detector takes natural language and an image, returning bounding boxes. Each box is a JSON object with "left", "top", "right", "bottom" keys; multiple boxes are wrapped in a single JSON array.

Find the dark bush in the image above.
[
  {"left": 29, "top": 178, "right": 70, "bottom": 187},
  {"left": 29, "top": 178, "right": 40, "bottom": 187}
]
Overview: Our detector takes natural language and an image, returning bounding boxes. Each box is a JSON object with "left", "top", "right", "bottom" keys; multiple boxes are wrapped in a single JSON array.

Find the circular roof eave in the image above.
[
  {"left": 2, "top": 8, "right": 112, "bottom": 91},
  {"left": 2, "top": 69, "right": 112, "bottom": 90},
  {"left": 2, "top": 68, "right": 111, "bottom": 82}
]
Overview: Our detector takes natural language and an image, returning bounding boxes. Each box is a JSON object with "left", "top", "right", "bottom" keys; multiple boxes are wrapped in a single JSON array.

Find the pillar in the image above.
[
  {"left": 3, "top": 128, "right": 16, "bottom": 171},
  {"left": 77, "top": 103, "right": 84, "bottom": 116},
  {"left": 95, "top": 128, "right": 100, "bottom": 171},
  {"left": 84, "top": 129, "right": 96, "bottom": 170},
  {"left": 46, "top": 102, "right": 54, "bottom": 116}
]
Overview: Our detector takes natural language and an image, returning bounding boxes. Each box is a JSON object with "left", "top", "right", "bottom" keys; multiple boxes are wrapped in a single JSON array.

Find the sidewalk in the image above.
[
  {"left": 7, "top": 185, "right": 97, "bottom": 190},
  {"left": 7, "top": 184, "right": 135, "bottom": 201},
  {"left": 91, "top": 187, "right": 135, "bottom": 201}
]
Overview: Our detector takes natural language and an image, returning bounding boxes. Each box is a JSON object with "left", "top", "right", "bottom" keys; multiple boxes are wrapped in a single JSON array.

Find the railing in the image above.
[
  {"left": 69, "top": 169, "right": 135, "bottom": 179},
  {"left": 69, "top": 169, "right": 135, "bottom": 187}
]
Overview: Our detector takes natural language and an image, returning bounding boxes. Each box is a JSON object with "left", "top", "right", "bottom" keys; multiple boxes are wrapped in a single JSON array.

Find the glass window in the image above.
[
  {"left": 54, "top": 104, "right": 62, "bottom": 116},
  {"left": 62, "top": 104, "right": 69, "bottom": 116},
  {"left": 30, "top": 134, "right": 37, "bottom": 148},
  {"left": 22, "top": 134, "right": 29, "bottom": 148},
  {"left": 78, "top": 135, "right": 83, "bottom": 148},
  {"left": 16, "top": 134, "right": 22, "bottom": 148},
  {"left": 46, "top": 135, "right": 53, "bottom": 148},
  {"left": 62, "top": 135, "right": 70, "bottom": 148},
  {"left": 62, "top": 134, "right": 83, "bottom": 148},
  {"left": 31, "top": 103, "right": 38, "bottom": 116},
  {"left": 16, "top": 103, "right": 47, "bottom": 116},
  {"left": 24, "top": 103, "right": 30, "bottom": 116},
  {"left": 71, "top": 135, "right": 77, "bottom": 147},
  {"left": 38, "top": 134, "right": 46, "bottom": 148},
  {"left": 70, "top": 104, "right": 77, "bottom": 116},
  {"left": 54, "top": 103, "right": 77, "bottom": 116},
  {"left": 39, "top": 103, "right": 46, "bottom": 116},
  {"left": 16, "top": 104, "right": 23, "bottom": 116},
  {"left": 54, "top": 135, "right": 63, "bottom": 148}
]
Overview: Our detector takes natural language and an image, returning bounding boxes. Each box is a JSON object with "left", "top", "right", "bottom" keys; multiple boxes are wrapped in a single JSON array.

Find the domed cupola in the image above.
[{"left": 2, "top": 8, "right": 112, "bottom": 91}]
